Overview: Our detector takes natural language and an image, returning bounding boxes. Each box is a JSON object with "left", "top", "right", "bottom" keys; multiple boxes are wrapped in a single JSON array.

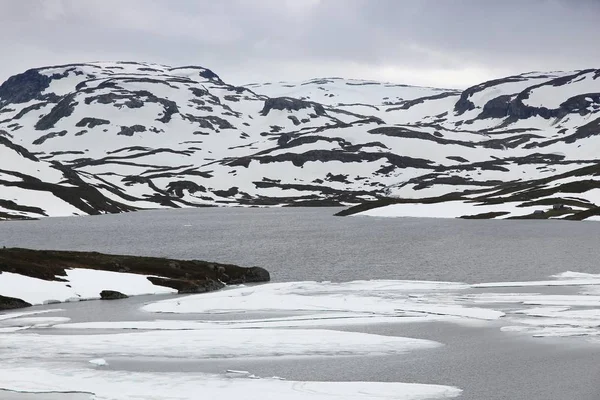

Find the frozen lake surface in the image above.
[{"left": 2, "top": 208, "right": 600, "bottom": 399}]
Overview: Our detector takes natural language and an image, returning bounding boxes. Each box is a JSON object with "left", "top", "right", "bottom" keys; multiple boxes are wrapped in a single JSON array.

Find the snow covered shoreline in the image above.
[
  {"left": 0, "top": 269, "right": 177, "bottom": 307},
  {"left": 0, "top": 248, "right": 270, "bottom": 310}
]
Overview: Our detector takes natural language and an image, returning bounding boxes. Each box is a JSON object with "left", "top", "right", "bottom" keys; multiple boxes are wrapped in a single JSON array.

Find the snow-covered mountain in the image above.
[{"left": 1, "top": 62, "right": 599, "bottom": 220}]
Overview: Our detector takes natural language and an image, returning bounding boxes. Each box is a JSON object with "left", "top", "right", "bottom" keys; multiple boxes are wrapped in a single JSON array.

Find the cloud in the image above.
[{"left": 0, "top": 0, "right": 598, "bottom": 88}]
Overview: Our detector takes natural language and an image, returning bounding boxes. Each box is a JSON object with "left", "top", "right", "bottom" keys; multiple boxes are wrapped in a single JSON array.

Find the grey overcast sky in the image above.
[{"left": 1, "top": 0, "right": 599, "bottom": 88}]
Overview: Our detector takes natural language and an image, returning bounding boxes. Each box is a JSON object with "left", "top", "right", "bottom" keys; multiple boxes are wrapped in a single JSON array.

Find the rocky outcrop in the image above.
[
  {"left": 0, "top": 136, "right": 38, "bottom": 161},
  {"left": 34, "top": 94, "right": 77, "bottom": 130},
  {"left": 76, "top": 118, "right": 110, "bottom": 129},
  {"left": 0, "top": 69, "right": 52, "bottom": 106},
  {"left": 454, "top": 75, "right": 527, "bottom": 115},
  {"left": 260, "top": 97, "right": 326, "bottom": 116},
  {"left": 32, "top": 130, "right": 67, "bottom": 145},
  {"left": 234, "top": 266, "right": 270, "bottom": 284},
  {"left": 118, "top": 125, "right": 146, "bottom": 136},
  {"left": 0, "top": 294, "right": 32, "bottom": 310},
  {"left": 166, "top": 180, "right": 207, "bottom": 197},
  {"left": 473, "top": 70, "right": 600, "bottom": 124},
  {"left": 100, "top": 290, "right": 128, "bottom": 300},
  {"left": 146, "top": 277, "right": 224, "bottom": 294},
  {"left": 0, "top": 248, "right": 271, "bottom": 309},
  {"left": 169, "top": 66, "right": 221, "bottom": 81}
]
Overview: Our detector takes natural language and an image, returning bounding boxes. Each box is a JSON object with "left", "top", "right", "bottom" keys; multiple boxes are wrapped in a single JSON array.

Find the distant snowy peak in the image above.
[
  {"left": 453, "top": 69, "right": 600, "bottom": 123},
  {"left": 0, "top": 62, "right": 599, "bottom": 220},
  {"left": 246, "top": 77, "right": 457, "bottom": 107}
]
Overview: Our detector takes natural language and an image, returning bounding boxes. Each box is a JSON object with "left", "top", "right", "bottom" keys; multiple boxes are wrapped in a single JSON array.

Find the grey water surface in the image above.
[
  {"left": 1, "top": 207, "right": 600, "bottom": 283},
  {"left": 2, "top": 208, "right": 600, "bottom": 400}
]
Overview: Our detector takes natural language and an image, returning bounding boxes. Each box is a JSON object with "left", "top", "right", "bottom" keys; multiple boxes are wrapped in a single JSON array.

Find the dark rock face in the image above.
[
  {"left": 166, "top": 181, "right": 207, "bottom": 197},
  {"left": 526, "top": 116, "right": 600, "bottom": 148},
  {"left": 0, "top": 294, "right": 32, "bottom": 310},
  {"left": 454, "top": 76, "right": 526, "bottom": 115},
  {"left": 13, "top": 102, "right": 47, "bottom": 120},
  {"left": 83, "top": 90, "right": 179, "bottom": 123},
  {"left": 0, "top": 248, "right": 271, "bottom": 301},
  {"left": 198, "top": 68, "right": 220, "bottom": 80},
  {"left": 288, "top": 115, "right": 301, "bottom": 125},
  {"left": 472, "top": 70, "right": 600, "bottom": 124},
  {"left": 0, "top": 136, "right": 38, "bottom": 161},
  {"left": 125, "top": 98, "right": 144, "bottom": 109},
  {"left": 476, "top": 92, "right": 600, "bottom": 123},
  {"left": 213, "top": 187, "right": 239, "bottom": 198},
  {"left": 155, "top": 98, "right": 179, "bottom": 123},
  {"left": 447, "top": 156, "right": 469, "bottom": 163},
  {"left": 369, "top": 126, "right": 476, "bottom": 148},
  {"left": 260, "top": 97, "right": 326, "bottom": 116},
  {"left": 100, "top": 290, "right": 129, "bottom": 300},
  {"left": 169, "top": 66, "right": 221, "bottom": 81},
  {"left": 478, "top": 95, "right": 512, "bottom": 119},
  {"left": 76, "top": 117, "right": 110, "bottom": 129},
  {"left": 118, "top": 125, "right": 146, "bottom": 136},
  {"left": 269, "top": 150, "right": 431, "bottom": 169},
  {"left": 32, "top": 130, "right": 68, "bottom": 145},
  {"left": 182, "top": 114, "right": 234, "bottom": 130},
  {"left": 0, "top": 69, "right": 51, "bottom": 106},
  {"left": 234, "top": 266, "right": 270, "bottom": 284},
  {"left": 35, "top": 93, "right": 77, "bottom": 130},
  {"left": 278, "top": 132, "right": 293, "bottom": 146},
  {"left": 326, "top": 173, "right": 349, "bottom": 183}
]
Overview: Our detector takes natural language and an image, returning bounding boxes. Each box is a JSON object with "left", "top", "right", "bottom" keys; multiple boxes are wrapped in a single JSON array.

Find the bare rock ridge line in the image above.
[
  {"left": 0, "top": 62, "right": 599, "bottom": 220},
  {"left": 0, "top": 247, "right": 270, "bottom": 310}
]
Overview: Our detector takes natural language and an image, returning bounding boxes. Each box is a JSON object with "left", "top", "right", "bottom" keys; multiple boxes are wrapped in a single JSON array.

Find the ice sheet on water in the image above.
[
  {"left": 132, "top": 275, "right": 600, "bottom": 340},
  {"left": 0, "top": 366, "right": 462, "bottom": 400},
  {"left": 55, "top": 313, "right": 458, "bottom": 331},
  {"left": 473, "top": 271, "right": 600, "bottom": 288},
  {"left": 0, "top": 309, "right": 64, "bottom": 322},
  {"left": 0, "top": 316, "right": 70, "bottom": 329},
  {"left": 142, "top": 280, "right": 503, "bottom": 320},
  {"left": 0, "top": 328, "right": 441, "bottom": 361}
]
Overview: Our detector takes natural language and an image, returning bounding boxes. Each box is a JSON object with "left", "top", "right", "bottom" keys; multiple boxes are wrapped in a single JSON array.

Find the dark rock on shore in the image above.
[
  {"left": 0, "top": 294, "right": 32, "bottom": 310},
  {"left": 232, "top": 266, "right": 270, "bottom": 284},
  {"left": 147, "top": 277, "right": 225, "bottom": 294},
  {"left": 0, "top": 248, "right": 272, "bottom": 284},
  {"left": 100, "top": 290, "right": 129, "bottom": 300},
  {"left": 0, "top": 248, "right": 271, "bottom": 309}
]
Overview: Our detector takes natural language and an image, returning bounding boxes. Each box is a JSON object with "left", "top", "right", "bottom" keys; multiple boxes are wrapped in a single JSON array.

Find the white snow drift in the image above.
[{"left": 0, "top": 269, "right": 175, "bottom": 305}]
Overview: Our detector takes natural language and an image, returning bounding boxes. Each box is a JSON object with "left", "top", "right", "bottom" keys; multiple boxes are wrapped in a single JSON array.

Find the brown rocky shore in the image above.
[{"left": 0, "top": 248, "right": 270, "bottom": 310}]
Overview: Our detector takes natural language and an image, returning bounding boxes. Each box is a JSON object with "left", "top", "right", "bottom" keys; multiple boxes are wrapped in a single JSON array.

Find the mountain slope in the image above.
[{"left": 0, "top": 62, "right": 599, "bottom": 220}]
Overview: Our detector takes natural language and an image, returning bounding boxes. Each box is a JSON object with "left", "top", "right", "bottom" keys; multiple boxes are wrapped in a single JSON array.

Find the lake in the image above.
[
  {"left": 2, "top": 207, "right": 600, "bottom": 283},
  {"left": 1, "top": 208, "right": 600, "bottom": 400}
]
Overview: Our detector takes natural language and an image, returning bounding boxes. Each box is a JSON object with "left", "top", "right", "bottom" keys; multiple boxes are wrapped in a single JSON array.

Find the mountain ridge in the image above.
[{"left": 1, "top": 61, "right": 599, "bottom": 220}]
